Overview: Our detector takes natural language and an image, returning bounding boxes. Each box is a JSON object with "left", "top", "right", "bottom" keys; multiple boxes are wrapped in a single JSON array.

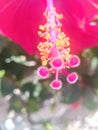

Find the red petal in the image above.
[
  {"left": 54, "top": 0, "right": 98, "bottom": 54},
  {"left": 0, "top": 0, "right": 98, "bottom": 55},
  {"left": 0, "top": 0, "right": 46, "bottom": 55}
]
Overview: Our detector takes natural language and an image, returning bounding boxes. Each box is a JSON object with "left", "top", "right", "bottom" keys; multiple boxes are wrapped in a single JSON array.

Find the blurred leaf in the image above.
[
  {"left": 9, "top": 95, "right": 24, "bottom": 113},
  {"left": 82, "top": 90, "right": 98, "bottom": 110},
  {"left": 0, "top": 36, "right": 8, "bottom": 53},
  {"left": 21, "top": 82, "right": 52, "bottom": 101},
  {"left": 33, "top": 83, "right": 43, "bottom": 98},
  {"left": 5, "top": 55, "right": 36, "bottom": 67},
  {"left": 62, "top": 85, "right": 82, "bottom": 103},
  {"left": 93, "top": 75, "right": 98, "bottom": 88},
  {"left": 27, "top": 99, "right": 39, "bottom": 112},
  {"left": 92, "top": 47, "right": 98, "bottom": 57},
  {"left": 2, "top": 62, "right": 25, "bottom": 80},
  {"left": 1, "top": 78, "right": 14, "bottom": 96},
  {"left": 44, "top": 122, "right": 53, "bottom": 130},
  {"left": 90, "top": 57, "right": 98, "bottom": 71},
  {"left": 21, "top": 82, "right": 36, "bottom": 99},
  {"left": 0, "top": 43, "right": 29, "bottom": 80},
  {"left": 0, "top": 69, "right": 5, "bottom": 78},
  {"left": 39, "top": 87, "right": 52, "bottom": 101}
]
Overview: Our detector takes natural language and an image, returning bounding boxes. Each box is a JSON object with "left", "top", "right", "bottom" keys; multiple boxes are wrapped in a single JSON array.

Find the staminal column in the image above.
[{"left": 46, "top": 0, "right": 57, "bottom": 43}]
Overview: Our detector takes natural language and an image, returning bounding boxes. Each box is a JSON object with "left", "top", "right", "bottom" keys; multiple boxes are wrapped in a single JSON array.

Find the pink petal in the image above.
[
  {"left": 0, "top": 0, "right": 98, "bottom": 55},
  {"left": 55, "top": 0, "right": 98, "bottom": 54},
  {"left": 0, "top": 0, "right": 46, "bottom": 55}
]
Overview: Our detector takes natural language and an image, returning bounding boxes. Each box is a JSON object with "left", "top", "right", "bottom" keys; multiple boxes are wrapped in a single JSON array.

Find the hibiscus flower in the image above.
[
  {"left": 0, "top": 0, "right": 98, "bottom": 55},
  {"left": 0, "top": 0, "right": 98, "bottom": 89}
]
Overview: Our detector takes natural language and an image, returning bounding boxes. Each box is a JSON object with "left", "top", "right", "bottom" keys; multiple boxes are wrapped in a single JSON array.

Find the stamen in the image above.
[{"left": 37, "top": 0, "right": 80, "bottom": 89}]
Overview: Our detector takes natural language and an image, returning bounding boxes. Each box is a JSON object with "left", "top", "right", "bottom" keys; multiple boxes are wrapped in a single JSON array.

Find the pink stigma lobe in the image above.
[
  {"left": 50, "top": 80, "right": 62, "bottom": 89},
  {"left": 38, "top": 67, "right": 49, "bottom": 78},
  {"left": 67, "top": 72, "right": 78, "bottom": 84}
]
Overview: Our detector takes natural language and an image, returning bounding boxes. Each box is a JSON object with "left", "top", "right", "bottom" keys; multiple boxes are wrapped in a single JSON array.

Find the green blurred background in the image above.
[{"left": 0, "top": 35, "right": 98, "bottom": 130}]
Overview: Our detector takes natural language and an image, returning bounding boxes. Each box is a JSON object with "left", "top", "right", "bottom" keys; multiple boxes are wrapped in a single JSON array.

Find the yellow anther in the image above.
[
  {"left": 51, "top": 24, "right": 56, "bottom": 29},
  {"left": 37, "top": 7, "right": 71, "bottom": 67},
  {"left": 39, "top": 25, "right": 45, "bottom": 31},
  {"left": 42, "top": 60, "right": 47, "bottom": 66},
  {"left": 56, "top": 28, "right": 61, "bottom": 33},
  {"left": 56, "top": 14, "right": 63, "bottom": 20},
  {"left": 46, "top": 42, "right": 53, "bottom": 48},
  {"left": 44, "top": 33, "right": 50, "bottom": 40},
  {"left": 38, "top": 31, "right": 44, "bottom": 37}
]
